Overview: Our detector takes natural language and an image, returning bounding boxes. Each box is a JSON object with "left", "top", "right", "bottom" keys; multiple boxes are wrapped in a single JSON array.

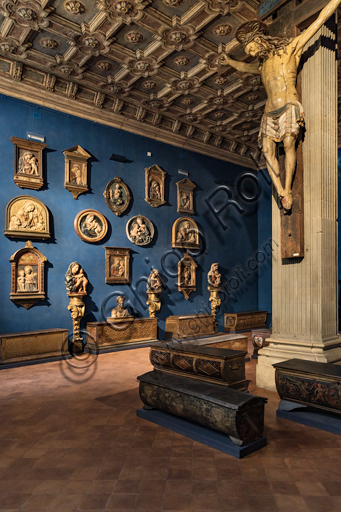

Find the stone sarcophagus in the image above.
[
  {"left": 274, "top": 359, "right": 341, "bottom": 414},
  {"left": 150, "top": 343, "right": 247, "bottom": 390},
  {"left": 138, "top": 370, "right": 267, "bottom": 446},
  {"left": 224, "top": 311, "right": 267, "bottom": 333},
  {"left": 164, "top": 314, "right": 216, "bottom": 340}
]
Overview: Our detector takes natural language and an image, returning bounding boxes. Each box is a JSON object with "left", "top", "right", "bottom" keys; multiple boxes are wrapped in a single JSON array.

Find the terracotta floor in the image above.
[{"left": 1, "top": 342, "right": 341, "bottom": 512}]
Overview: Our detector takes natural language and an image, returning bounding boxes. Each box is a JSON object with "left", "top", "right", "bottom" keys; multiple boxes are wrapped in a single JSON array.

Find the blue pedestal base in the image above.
[
  {"left": 136, "top": 408, "right": 267, "bottom": 459},
  {"left": 277, "top": 400, "right": 341, "bottom": 435}
]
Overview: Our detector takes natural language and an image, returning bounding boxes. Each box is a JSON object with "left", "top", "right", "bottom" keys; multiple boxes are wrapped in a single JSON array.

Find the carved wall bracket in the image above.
[
  {"left": 65, "top": 261, "right": 88, "bottom": 343},
  {"left": 147, "top": 291, "right": 161, "bottom": 318},
  {"left": 67, "top": 293, "right": 86, "bottom": 343},
  {"left": 208, "top": 285, "right": 221, "bottom": 320}
]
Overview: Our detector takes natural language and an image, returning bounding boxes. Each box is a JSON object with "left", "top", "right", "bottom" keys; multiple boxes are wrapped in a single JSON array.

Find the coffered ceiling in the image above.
[{"left": 0, "top": 0, "right": 338, "bottom": 168}]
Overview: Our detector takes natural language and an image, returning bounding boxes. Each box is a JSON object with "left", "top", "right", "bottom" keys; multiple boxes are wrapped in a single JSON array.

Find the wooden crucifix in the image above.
[{"left": 220, "top": 0, "right": 340, "bottom": 258}]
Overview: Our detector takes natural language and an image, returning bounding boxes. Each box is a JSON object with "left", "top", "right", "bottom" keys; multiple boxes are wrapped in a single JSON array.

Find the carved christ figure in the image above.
[{"left": 220, "top": 0, "right": 341, "bottom": 211}]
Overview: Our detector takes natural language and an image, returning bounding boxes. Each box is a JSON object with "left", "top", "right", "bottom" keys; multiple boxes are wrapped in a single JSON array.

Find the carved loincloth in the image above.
[{"left": 258, "top": 101, "right": 304, "bottom": 148}]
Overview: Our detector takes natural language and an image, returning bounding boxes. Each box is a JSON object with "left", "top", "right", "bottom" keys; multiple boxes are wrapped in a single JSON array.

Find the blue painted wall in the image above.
[{"left": 0, "top": 95, "right": 260, "bottom": 338}]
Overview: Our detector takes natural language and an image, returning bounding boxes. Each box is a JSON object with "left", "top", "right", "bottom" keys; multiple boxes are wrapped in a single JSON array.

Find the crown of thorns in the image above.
[{"left": 236, "top": 20, "right": 268, "bottom": 47}]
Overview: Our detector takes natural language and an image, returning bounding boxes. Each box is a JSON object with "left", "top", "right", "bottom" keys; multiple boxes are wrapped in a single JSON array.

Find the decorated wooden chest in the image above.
[
  {"left": 164, "top": 314, "right": 216, "bottom": 340},
  {"left": 86, "top": 318, "right": 157, "bottom": 349},
  {"left": 251, "top": 328, "right": 272, "bottom": 356},
  {"left": 224, "top": 311, "right": 267, "bottom": 333},
  {"left": 150, "top": 343, "right": 247, "bottom": 389},
  {"left": 274, "top": 359, "right": 341, "bottom": 414},
  {"left": 138, "top": 370, "right": 267, "bottom": 446},
  {"left": 202, "top": 333, "right": 248, "bottom": 352},
  {"left": 0, "top": 328, "right": 69, "bottom": 364}
]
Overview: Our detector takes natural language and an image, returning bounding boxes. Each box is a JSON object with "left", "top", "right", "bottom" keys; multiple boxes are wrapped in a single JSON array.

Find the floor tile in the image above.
[{"left": 1, "top": 345, "right": 341, "bottom": 512}]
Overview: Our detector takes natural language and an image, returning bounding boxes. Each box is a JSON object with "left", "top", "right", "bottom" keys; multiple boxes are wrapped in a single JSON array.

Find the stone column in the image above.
[{"left": 256, "top": 16, "right": 341, "bottom": 391}]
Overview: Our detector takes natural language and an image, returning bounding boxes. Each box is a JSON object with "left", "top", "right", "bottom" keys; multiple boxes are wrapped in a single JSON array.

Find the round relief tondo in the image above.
[{"left": 74, "top": 209, "right": 108, "bottom": 243}]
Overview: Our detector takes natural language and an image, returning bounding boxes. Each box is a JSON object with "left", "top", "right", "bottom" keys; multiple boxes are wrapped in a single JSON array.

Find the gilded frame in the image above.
[
  {"left": 178, "top": 251, "right": 197, "bottom": 300},
  {"left": 104, "top": 247, "right": 130, "bottom": 284},
  {"left": 176, "top": 178, "right": 195, "bottom": 215},
  {"left": 145, "top": 164, "right": 166, "bottom": 207},
  {"left": 74, "top": 209, "right": 108, "bottom": 243},
  {"left": 10, "top": 136, "right": 47, "bottom": 191},
  {"left": 103, "top": 177, "right": 131, "bottom": 216},
  {"left": 63, "top": 145, "right": 91, "bottom": 199},
  {"left": 172, "top": 216, "right": 200, "bottom": 250},
  {"left": 9, "top": 240, "right": 47, "bottom": 309},
  {"left": 5, "top": 195, "right": 50, "bottom": 239}
]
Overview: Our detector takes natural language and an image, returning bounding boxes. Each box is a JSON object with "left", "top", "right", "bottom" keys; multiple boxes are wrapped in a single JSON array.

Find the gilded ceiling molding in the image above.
[
  {"left": 0, "top": 75, "right": 256, "bottom": 168},
  {"left": 0, "top": 0, "right": 54, "bottom": 30},
  {"left": 95, "top": 0, "right": 150, "bottom": 24},
  {"left": 157, "top": 23, "right": 199, "bottom": 51}
]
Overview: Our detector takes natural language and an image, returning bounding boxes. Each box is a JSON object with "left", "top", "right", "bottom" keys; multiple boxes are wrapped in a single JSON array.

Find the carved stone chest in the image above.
[
  {"left": 138, "top": 370, "right": 267, "bottom": 446},
  {"left": 150, "top": 343, "right": 247, "bottom": 390}
]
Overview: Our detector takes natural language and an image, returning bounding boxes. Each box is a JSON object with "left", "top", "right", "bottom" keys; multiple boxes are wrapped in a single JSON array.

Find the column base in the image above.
[{"left": 256, "top": 336, "right": 341, "bottom": 391}]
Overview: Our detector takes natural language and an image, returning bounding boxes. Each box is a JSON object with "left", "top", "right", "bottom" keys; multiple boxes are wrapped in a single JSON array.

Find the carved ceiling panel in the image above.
[{"left": 0, "top": 0, "right": 338, "bottom": 165}]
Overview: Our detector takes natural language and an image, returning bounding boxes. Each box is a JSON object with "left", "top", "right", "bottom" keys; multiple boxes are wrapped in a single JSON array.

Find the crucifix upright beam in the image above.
[{"left": 256, "top": 1, "right": 341, "bottom": 390}]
